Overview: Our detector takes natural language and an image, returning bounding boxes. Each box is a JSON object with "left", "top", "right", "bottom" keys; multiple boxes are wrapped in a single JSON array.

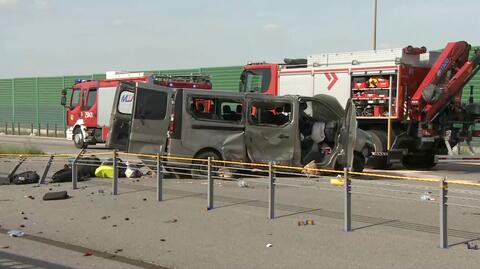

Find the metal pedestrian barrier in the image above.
[{"left": 1, "top": 149, "right": 480, "bottom": 250}]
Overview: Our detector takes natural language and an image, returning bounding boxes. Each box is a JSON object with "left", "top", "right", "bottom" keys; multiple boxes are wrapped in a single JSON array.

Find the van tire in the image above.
[
  {"left": 73, "top": 128, "right": 87, "bottom": 149},
  {"left": 191, "top": 151, "right": 221, "bottom": 179}
]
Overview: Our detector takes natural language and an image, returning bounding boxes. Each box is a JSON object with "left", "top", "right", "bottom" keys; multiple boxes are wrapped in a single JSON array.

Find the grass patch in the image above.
[{"left": 0, "top": 145, "right": 44, "bottom": 155}]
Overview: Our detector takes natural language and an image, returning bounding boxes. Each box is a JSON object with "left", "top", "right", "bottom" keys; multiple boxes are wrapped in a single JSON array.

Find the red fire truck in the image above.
[
  {"left": 239, "top": 41, "right": 480, "bottom": 169},
  {"left": 61, "top": 71, "right": 212, "bottom": 148}
]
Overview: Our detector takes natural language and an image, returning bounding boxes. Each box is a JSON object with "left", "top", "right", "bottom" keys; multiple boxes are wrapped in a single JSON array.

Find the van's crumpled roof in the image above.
[{"left": 310, "top": 94, "right": 345, "bottom": 121}]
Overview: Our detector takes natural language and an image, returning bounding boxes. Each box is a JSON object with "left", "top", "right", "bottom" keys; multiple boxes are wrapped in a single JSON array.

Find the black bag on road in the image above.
[{"left": 11, "top": 171, "right": 40, "bottom": 185}]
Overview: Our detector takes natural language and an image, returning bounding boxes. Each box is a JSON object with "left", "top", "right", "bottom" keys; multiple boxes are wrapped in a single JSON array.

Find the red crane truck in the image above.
[
  {"left": 239, "top": 41, "right": 480, "bottom": 169},
  {"left": 61, "top": 71, "right": 212, "bottom": 148}
]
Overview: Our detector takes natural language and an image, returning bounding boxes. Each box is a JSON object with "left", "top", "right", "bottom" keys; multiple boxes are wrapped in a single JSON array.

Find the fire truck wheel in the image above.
[
  {"left": 366, "top": 130, "right": 389, "bottom": 169},
  {"left": 73, "top": 128, "right": 87, "bottom": 149},
  {"left": 191, "top": 150, "right": 221, "bottom": 179}
]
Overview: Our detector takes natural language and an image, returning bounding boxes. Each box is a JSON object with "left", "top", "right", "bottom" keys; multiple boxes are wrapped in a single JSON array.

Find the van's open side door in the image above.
[
  {"left": 128, "top": 83, "right": 173, "bottom": 154},
  {"left": 338, "top": 99, "right": 357, "bottom": 169},
  {"left": 245, "top": 95, "right": 298, "bottom": 165},
  {"left": 106, "top": 82, "right": 135, "bottom": 151}
]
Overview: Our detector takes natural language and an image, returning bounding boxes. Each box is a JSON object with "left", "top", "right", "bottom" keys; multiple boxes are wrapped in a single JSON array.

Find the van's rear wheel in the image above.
[
  {"left": 73, "top": 128, "right": 87, "bottom": 149},
  {"left": 191, "top": 151, "right": 221, "bottom": 179}
]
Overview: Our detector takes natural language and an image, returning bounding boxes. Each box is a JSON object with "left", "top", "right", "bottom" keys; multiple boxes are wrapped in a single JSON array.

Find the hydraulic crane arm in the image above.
[
  {"left": 425, "top": 49, "right": 480, "bottom": 121},
  {"left": 410, "top": 41, "right": 474, "bottom": 122}
]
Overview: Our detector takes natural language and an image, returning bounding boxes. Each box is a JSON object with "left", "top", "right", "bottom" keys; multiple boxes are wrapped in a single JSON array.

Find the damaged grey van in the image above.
[{"left": 107, "top": 82, "right": 373, "bottom": 173}]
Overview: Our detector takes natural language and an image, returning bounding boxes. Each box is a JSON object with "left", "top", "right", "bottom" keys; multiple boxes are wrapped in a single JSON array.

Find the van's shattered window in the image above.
[
  {"left": 250, "top": 102, "right": 292, "bottom": 126},
  {"left": 134, "top": 90, "right": 167, "bottom": 120},
  {"left": 190, "top": 97, "right": 243, "bottom": 122}
]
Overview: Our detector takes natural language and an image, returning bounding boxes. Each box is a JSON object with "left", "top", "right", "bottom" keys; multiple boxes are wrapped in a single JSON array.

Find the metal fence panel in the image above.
[{"left": 0, "top": 79, "right": 13, "bottom": 123}]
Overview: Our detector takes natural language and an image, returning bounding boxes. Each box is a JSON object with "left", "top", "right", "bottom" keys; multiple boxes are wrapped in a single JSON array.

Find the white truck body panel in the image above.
[
  {"left": 276, "top": 48, "right": 436, "bottom": 107},
  {"left": 97, "top": 87, "right": 117, "bottom": 127}
]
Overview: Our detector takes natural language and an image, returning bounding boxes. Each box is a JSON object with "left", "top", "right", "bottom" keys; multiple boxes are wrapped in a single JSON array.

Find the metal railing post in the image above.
[
  {"left": 268, "top": 162, "right": 275, "bottom": 219},
  {"left": 344, "top": 168, "right": 352, "bottom": 232},
  {"left": 207, "top": 157, "right": 214, "bottom": 210},
  {"left": 157, "top": 154, "right": 163, "bottom": 202},
  {"left": 440, "top": 176, "right": 448, "bottom": 249},
  {"left": 12, "top": 122, "right": 14, "bottom": 135},
  {"left": 112, "top": 150, "right": 118, "bottom": 195},
  {"left": 40, "top": 155, "right": 54, "bottom": 185},
  {"left": 17, "top": 122, "right": 20, "bottom": 135},
  {"left": 72, "top": 150, "right": 84, "bottom": 190}
]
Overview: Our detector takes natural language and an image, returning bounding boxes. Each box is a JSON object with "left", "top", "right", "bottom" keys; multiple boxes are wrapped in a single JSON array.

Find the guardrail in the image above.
[
  {"left": 0, "top": 122, "right": 66, "bottom": 137},
  {"left": 1, "top": 149, "right": 480, "bottom": 249}
]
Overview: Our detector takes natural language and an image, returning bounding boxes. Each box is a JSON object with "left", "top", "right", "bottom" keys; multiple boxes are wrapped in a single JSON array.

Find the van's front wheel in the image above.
[{"left": 191, "top": 151, "right": 221, "bottom": 179}]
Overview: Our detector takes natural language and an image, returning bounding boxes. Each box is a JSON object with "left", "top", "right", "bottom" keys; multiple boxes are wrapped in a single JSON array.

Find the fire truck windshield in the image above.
[
  {"left": 239, "top": 68, "right": 271, "bottom": 93},
  {"left": 70, "top": 88, "right": 81, "bottom": 108}
]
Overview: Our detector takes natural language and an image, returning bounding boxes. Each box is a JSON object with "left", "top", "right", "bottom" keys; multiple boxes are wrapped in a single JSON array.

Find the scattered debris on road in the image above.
[
  {"left": 24, "top": 195, "right": 35, "bottom": 200},
  {"left": 237, "top": 180, "right": 249, "bottom": 188},
  {"left": 164, "top": 219, "right": 178, "bottom": 223},
  {"left": 266, "top": 243, "right": 273, "bottom": 248},
  {"left": 420, "top": 192, "right": 435, "bottom": 201},
  {"left": 83, "top": 251, "right": 93, "bottom": 256},
  {"left": 12, "top": 171, "right": 40, "bottom": 185},
  {"left": 42, "top": 191, "right": 69, "bottom": 201},
  {"left": 7, "top": 230, "right": 25, "bottom": 237},
  {"left": 465, "top": 242, "right": 479, "bottom": 250},
  {"left": 298, "top": 219, "right": 315, "bottom": 226}
]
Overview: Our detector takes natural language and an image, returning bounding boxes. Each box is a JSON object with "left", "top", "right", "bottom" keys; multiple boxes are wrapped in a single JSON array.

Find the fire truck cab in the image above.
[{"left": 61, "top": 71, "right": 212, "bottom": 148}]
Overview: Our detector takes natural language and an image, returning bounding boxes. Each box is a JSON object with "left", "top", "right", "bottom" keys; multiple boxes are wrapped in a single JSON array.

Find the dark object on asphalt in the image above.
[
  {"left": 24, "top": 195, "right": 35, "bottom": 200},
  {"left": 51, "top": 165, "right": 73, "bottom": 183},
  {"left": 142, "top": 198, "right": 147, "bottom": 201},
  {"left": 52, "top": 155, "right": 100, "bottom": 183},
  {"left": 124, "top": 217, "right": 130, "bottom": 221},
  {"left": 7, "top": 158, "right": 26, "bottom": 184},
  {"left": 23, "top": 217, "right": 28, "bottom": 220},
  {"left": 164, "top": 219, "right": 178, "bottom": 223},
  {"left": 42, "top": 191, "right": 69, "bottom": 201},
  {"left": 11, "top": 171, "right": 40, "bottom": 185},
  {"left": 114, "top": 249, "right": 123, "bottom": 253},
  {"left": 83, "top": 251, "right": 93, "bottom": 256},
  {"left": 19, "top": 225, "right": 25, "bottom": 228},
  {"left": 466, "top": 242, "right": 479, "bottom": 250},
  {"left": 160, "top": 239, "right": 166, "bottom": 242}
]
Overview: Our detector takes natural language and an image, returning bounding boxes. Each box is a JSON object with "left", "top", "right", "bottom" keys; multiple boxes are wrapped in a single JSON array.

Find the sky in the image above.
[{"left": 1, "top": 0, "right": 479, "bottom": 78}]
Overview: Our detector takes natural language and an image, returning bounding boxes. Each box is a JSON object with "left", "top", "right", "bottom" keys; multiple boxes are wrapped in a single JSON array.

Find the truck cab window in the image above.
[
  {"left": 250, "top": 102, "right": 292, "bottom": 126},
  {"left": 241, "top": 68, "right": 271, "bottom": 93},
  {"left": 86, "top": 89, "right": 97, "bottom": 109},
  {"left": 70, "top": 88, "right": 81, "bottom": 107}
]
